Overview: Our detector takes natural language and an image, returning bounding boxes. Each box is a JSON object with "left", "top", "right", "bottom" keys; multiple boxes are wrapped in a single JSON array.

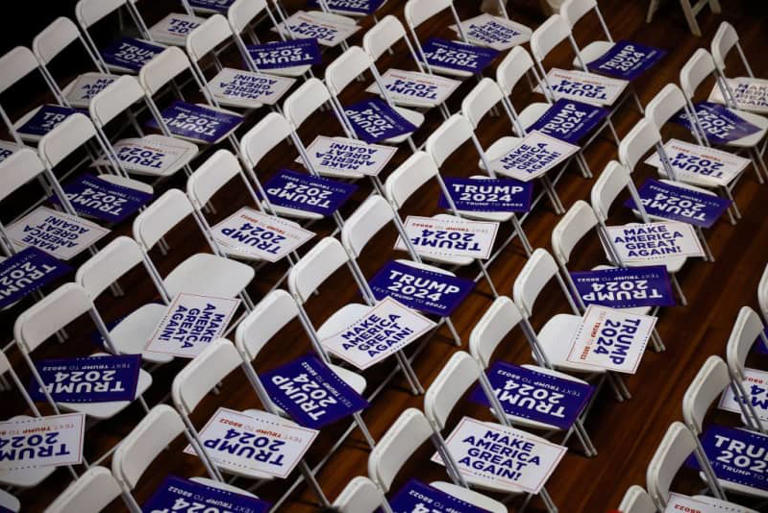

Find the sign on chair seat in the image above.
[
  {"left": 605, "top": 221, "right": 705, "bottom": 263},
  {"left": 687, "top": 425, "right": 768, "bottom": 491},
  {"left": 143, "top": 475, "right": 270, "bottom": 513},
  {"left": 63, "top": 73, "right": 117, "bottom": 109},
  {"left": 535, "top": 68, "right": 628, "bottom": 107},
  {"left": 52, "top": 174, "right": 153, "bottom": 224},
  {"left": 246, "top": 39, "right": 321, "bottom": 71},
  {"left": 299, "top": 135, "right": 397, "bottom": 177},
  {"left": 100, "top": 37, "right": 165, "bottom": 73},
  {"left": 419, "top": 38, "right": 499, "bottom": 74},
  {"left": 489, "top": 131, "right": 579, "bottom": 182},
  {"left": 586, "top": 41, "right": 667, "bottom": 81},
  {"left": 94, "top": 135, "right": 198, "bottom": 178},
  {"left": 262, "top": 170, "right": 357, "bottom": 217},
  {"left": 272, "top": 11, "right": 360, "bottom": 48},
  {"left": 0, "top": 414, "right": 86, "bottom": 472},
  {"left": 394, "top": 216, "right": 500, "bottom": 261},
  {"left": 672, "top": 102, "right": 761, "bottom": 144},
  {"left": 527, "top": 99, "right": 609, "bottom": 144},
  {"left": 343, "top": 98, "right": 418, "bottom": 144},
  {"left": 0, "top": 248, "right": 71, "bottom": 309},
  {"left": 146, "top": 100, "right": 244, "bottom": 145},
  {"left": 709, "top": 77, "right": 768, "bottom": 114},
  {"left": 365, "top": 69, "right": 460, "bottom": 108},
  {"left": 624, "top": 179, "right": 731, "bottom": 228},
  {"left": 569, "top": 266, "right": 676, "bottom": 309},
  {"left": 449, "top": 14, "right": 531, "bottom": 51},
  {"left": 208, "top": 69, "right": 296, "bottom": 108},
  {"left": 644, "top": 139, "right": 750, "bottom": 187}
]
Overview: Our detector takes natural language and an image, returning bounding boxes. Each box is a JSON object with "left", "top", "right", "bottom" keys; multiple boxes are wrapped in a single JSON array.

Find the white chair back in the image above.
[
  {"left": 590, "top": 161, "right": 633, "bottom": 223},
  {"left": 363, "top": 15, "right": 407, "bottom": 61},
  {"left": 404, "top": 0, "right": 451, "bottom": 29},
  {"left": 33, "top": 17, "right": 102, "bottom": 72},
  {"left": 288, "top": 237, "right": 350, "bottom": 304},
  {"left": 0, "top": 148, "right": 47, "bottom": 203},
  {"left": 682, "top": 355, "right": 730, "bottom": 435},
  {"left": 89, "top": 75, "right": 146, "bottom": 128},
  {"left": 496, "top": 46, "right": 537, "bottom": 97},
  {"left": 43, "top": 466, "right": 122, "bottom": 513},
  {"left": 38, "top": 113, "right": 100, "bottom": 169},
  {"left": 513, "top": 248, "right": 560, "bottom": 318},
  {"left": 0, "top": 46, "right": 46, "bottom": 96},
  {"left": 227, "top": 0, "right": 269, "bottom": 35},
  {"left": 424, "top": 351, "right": 482, "bottom": 431},
  {"left": 76, "top": 236, "right": 149, "bottom": 300},
  {"left": 341, "top": 195, "right": 396, "bottom": 259},
  {"left": 551, "top": 200, "right": 599, "bottom": 266},
  {"left": 711, "top": 21, "right": 745, "bottom": 75},
  {"left": 680, "top": 49, "right": 717, "bottom": 100},
  {"left": 646, "top": 422, "right": 699, "bottom": 509},
  {"left": 235, "top": 289, "right": 299, "bottom": 362},
  {"left": 530, "top": 14, "right": 570, "bottom": 64},
  {"left": 618, "top": 485, "right": 657, "bottom": 513},
  {"left": 240, "top": 112, "right": 293, "bottom": 169},
  {"left": 133, "top": 189, "right": 195, "bottom": 251},
  {"left": 333, "top": 476, "right": 387, "bottom": 513},
  {"left": 425, "top": 114, "right": 474, "bottom": 168},
  {"left": 645, "top": 84, "right": 689, "bottom": 131},
  {"left": 186, "top": 14, "right": 231, "bottom": 63},
  {"left": 726, "top": 306, "right": 765, "bottom": 381},
  {"left": 759, "top": 263, "right": 768, "bottom": 323},
  {"left": 283, "top": 78, "right": 331, "bottom": 129},
  {"left": 186, "top": 149, "right": 242, "bottom": 209},
  {"left": 469, "top": 296, "right": 525, "bottom": 369},
  {"left": 326, "top": 46, "right": 371, "bottom": 96},
  {"left": 462, "top": 78, "right": 505, "bottom": 129},
  {"left": 384, "top": 151, "right": 440, "bottom": 210},
  {"left": 560, "top": 0, "right": 598, "bottom": 28},
  {"left": 139, "top": 46, "right": 191, "bottom": 96},
  {"left": 618, "top": 118, "right": 661, "bottom": 173}
]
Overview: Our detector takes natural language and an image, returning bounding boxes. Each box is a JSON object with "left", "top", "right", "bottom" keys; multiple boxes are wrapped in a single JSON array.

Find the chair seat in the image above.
[
  {"left": 590, "top": 265, "right": 653, "bottom": 316},
  {"left": 537, "top": 313, "right": 608, "bottom": 374},
  {"left": 572, "top": 41, "right": 614, "bottom": 70},
  {"left": 382, "top": 106, "right": 424, "bottom": 144},
  {"left": 692, "top": 494, "right": 759, "bottom": 512},
  {"left": 427, "top": 64, "right": 474, "bottom": 79},
  {"left": 518, "top": 103, "right": 553, "bottom": 133},
  {"left": 95, "top": 174, "right": 154, "bottom": 195},
  {"left": 189, "top": 476, "right": 264, "bottom": 495},
  {"left": 394, "top": 258, "right": 456, "bottom": 277},
  {"left": 109, "top": 303, "right": 174, "bottom": 364},
  {"left": 163, "top": 253, "right": 255, "bottom": 298},
  {"left": 317, "top": 303, "right": 372, "bottom": 340},
  {"left": 724, "top": 109, "right": 768, "bottom": 148},
  {"left": 271, "top": 204, "right": 325, "bottom": 221},
  {"left": 452, "top": 175, "right": 517, "bottom": 222},
  {"left": 112, "top": 134, "right": 198, "bottom": 178},
  {"left": 0, "top": 416, "right": 57, "bottom": 488},
  {"left": 430, "top": 481, "right": 512, "bottom": 512}
]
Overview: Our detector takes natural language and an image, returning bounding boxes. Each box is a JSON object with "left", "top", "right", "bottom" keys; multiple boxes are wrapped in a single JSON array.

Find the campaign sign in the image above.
[
  {"left": 365, "top": 69, "right": 460, "bottom": 108},
  {"left": 490, "top": 131, "right": 579, "bottom": 182},
  {"left": 299, "top": 135, "right": 397, "bottom": 177},
  {"left": 343, "top": 98, "right": 418, "bottom": 143},
  {"left": 307, "top": 0, "right": 385, "bottom": 14},
  {"left": 208, "top": 68, "right": 296, "bottom": 107},
  {"left": 143, "top": 475, "right": 270, "bottom": 513},
  {"left": 527, "top": 99, "right": 609, "bottom": 144},
  {"left": 368, "top": 260, "right": 475, "bottom": 317},
  {"left": 64, "top": 73, "right": 116, "bottom": 108},
  {"left": 719, "top": 368, "right": 768, "bottom": 421},
  {"left": 0, "top": 141, "right": 19, "bottom": 163},
  {"left": 94, "top": 135, "right": 197, "bottom": 177},
  {"left": 0, "top": 248, "right": 71, "bottom": 309},
  {"left": 569, "top": 266, "right": 675, "bottom": 309},
  {"left": 709, "top": 77, "right": 768, "bottom": 114},
  {"left": 587, "top": 40, "right": 666, "bottom": 81},
  {"left": 664, "top": 493, "right": 758, "bottom": 513},
  {"left": 101, "top": 37, "right": 165, "bottom": 72},
  {"left": 432, "top": 416, "right": 566, "bottom": 493},
  {"left": 438, "top": 177, "right": 533, "bottom": 213},
  {"left": 247, "top": 39, "right": 321, "bottom": 70},
  {"left": 6, "top": 206, "right": 110, "bottom": 260},
  {"left": 673, "top": 102, "right": 760, "bottom": 144},
  {"left": 687, "top": 424, "right": 768, "bottom": 490},
  {"left": 606, "top": 221, "right": 705, "bottom": 263},
  {"left": 52, "top": 174, "right": 152, "bottom": 224},
  {"left": 624, "top": 179, "right": 731, "bottom": 228},
  {"left": 0, "top": 413, "right": 85, "bottom": 471},
  {"left": 188, "top": 0, "right": 236, "bottom": 12},
  {"left": 148, "top": 14, "right": 204, "bottom": 46},
  {"left": 211, "top": 207, "right": 315, "bottom": 262},
  {"left": 420, "top": 38, "right": 499, "bottom": 74},
  {"left": 320, "top": 297, "right": 437, "bottom": 370},
  {"left": 261, "top": 354, "right": 369, "bottom": 429},
  {"left": 263, "top": 169, "right": 357, "bottom": 216},
  {"left": 469, "top": 362, "right": 594, "bottom": 430},
  {"left": 389, "top": 479, "right": 490, "bottom": 513},
  {"left": 273, "top": 11, "right": 361, "bottom": 48},
  {"left": 535, "top": 68, "right": 628, "bottom": 107},
  {"left": 28, "top": 355, "right": 141, "bottom": 403},
  {"left": 645, "top": 138, "right": 750, "bottom": 187},
  {"left": 17, "top": 105, "right": 77, "bottom": 138},
  {"left": 394, "top": 216, "right": 500, "bottom": 260},
  {"left": 146, "top": 101, "right": 243, "bottom": 144},
  {"left": 450, "top": 14, "right": 531, "bottom": 51},
  {"left": 145, "top": 293, "right": 241, "bottom": 359},
  {"left": 566, "top": 305, "right": 657, "bottom": 374},
  {"left": 184, "top": 407, "right": 318, "bottom": 479}
]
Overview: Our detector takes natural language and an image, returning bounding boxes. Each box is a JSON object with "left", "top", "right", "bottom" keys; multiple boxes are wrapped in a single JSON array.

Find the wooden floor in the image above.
[{"left": 3, "top": 1, "right": 768, "bottom": 512}]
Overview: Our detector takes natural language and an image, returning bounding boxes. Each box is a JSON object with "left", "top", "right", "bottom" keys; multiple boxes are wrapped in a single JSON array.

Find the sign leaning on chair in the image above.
[
  {"left": 718, "top": 367, "right": 768, "bottom": 421},
  {"left": 449, "top": 14, "right": 532, "bottom": 50},
  {"left": 0, "top": 247, "right": 71, "bottom": 309},
  {"left": 644, "top": 138, "right": 750, "bottom": 187},
  {"left": 624, "top": 179, "right": 732, "bottom": 229},
  {"left": 604, "top": 221, "right": 705, "bottom": 263},
  {"left": 490, "top": 130, "right": 579, "bottom": 182},
  {"left": 569, "top": 266, "right": 676, "bottom": 309},
  {"left": 686, "top": 424, "right": 768, "bottom": 490},
  {"left": 143, "top": 475, "right": 270, "bottom": 513},
  {"left": 0, "top": 413, "right": 85, "bottom": 472}
]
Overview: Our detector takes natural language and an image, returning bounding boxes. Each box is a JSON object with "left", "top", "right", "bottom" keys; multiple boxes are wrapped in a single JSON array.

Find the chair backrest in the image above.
[
  {"left": 759, "top": 263, "right": 768, "bottom": 323},
  {"left": 0, "top": 46, "right": 46, "bottom": 96},
  {"left": 590, "top": 160, "right": 632, "bottom": 222},
  {"left": 682, "top": 355, "right": 730, "bottom": 435},
  {"left": 618, "top": 485, "right": 657, "bottom": 513},
  {"left": 341, "top": 195, "right": 396, "bottom": 259},
  {"left": 0, "top": 148, "right": 47, "bottom": 203},
  {"left": 646, "top": 422, "right": 698, "bottom": 509},
  {"left": 425, "top": 114, "right": 474, "bottom": 168},
  {"left": 404, "top": 0, "right": 451, "bottom": 30},
  {"left": 288, "top": 237, "right": 350, "bottom": 304},
  {"left": 384, "top": 151, "right": 440, "bottom": 210},
  {"left": 513, "top": 248, "right": 560, "bottom": 318},
  {"left": 679, "top": 49, "right": 716, "bottom": 100},
  {"left": 186, "top": 14, "right": 231, "bottom": 63},
  {"left": 89, "top": 75, "right": 146, "bottom": 128},
  {"left": 33, "top": 17, "right": 98, "bottom": 69},
  {"left": 462, "top": 78, "right": 505, "bottom": 129},
  {"left": 133, "top": 189, "right": 196, "bottom": 251},
  {"left": 530, "top": 14, "right": 570, "bottom": 63},
  {"left": 240, "top": 112, "right": 292, "bottom": 169},
  {"left": 76, "top": 236, "right": 148, "bottom": 300},
  {"left": 551, "top": 200, "right": 599, "bottom": 266},
  {"left": 283, "top": 78, "right": 331, "bottom": 129},
  {"left": 43, "top": 466, "right": 122, "bottom": 513},
  {"left": 333, "top": 476, "right": 387, "bottom": 513},
  {"left": 711, "top": 21, "right": 740, "bottom": 73},
  {"left": 76, "top": 0, "right": 131, "bottom": 29},
  {"left": 645, "top": 83, "right": 688, "bottom": 131},
  {"left": 469, "top": 296, "right": 525, "bottom": 369},
  {"left": 618, "top": 118, "right": 660, "bottom": 173},
  {"left": 726, "top": 306, "right": 765, "bottom": 381},
  {"left": 424, "top": 351, "right": 482, "bottom": 431},
  {"left": 326, "top": 46, "right": 371, "bottom": 97},
  {"left": 139, "top": 46, "right": 191, "bottom": 96},
  {"left": 187, "top": 149, "right": 241, "bottom": 210},
  {"left": 363, "top": 15, "right": 407, "bottom": 61},
  {"left": 496, "top": 46, "right": 536, "bottom": 97},
  {"left": 560, "top": 0, "right": 598, "bottom": 28},
  {"left": 227, "top": 0, "right": 268, "bottom": 35},
  {"left": 38, "top": 113, "right": 100, "bottom": 169},
  {"left": 235, "top": 289, "right": 299, "bottom": 362}
]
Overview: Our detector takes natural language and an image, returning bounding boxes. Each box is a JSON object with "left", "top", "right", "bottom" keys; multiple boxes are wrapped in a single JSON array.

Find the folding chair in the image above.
[
  {"left": 646, "top": 0, "right": 721, "bottom": 37},
  {"left": 725, "top": 306, "right": 768, "bottom": 432},
  {"left": 618, "top": 485, "right": 657, "bottom": 513},
  {"left": 711, "top": 21, "right": 758, "bottom": 84},
  {"left": 43, "top": 466, "right": 125, "bottom": 513},
  {"left": 333, "top": 476, "right": 388, "bottom": 513}
]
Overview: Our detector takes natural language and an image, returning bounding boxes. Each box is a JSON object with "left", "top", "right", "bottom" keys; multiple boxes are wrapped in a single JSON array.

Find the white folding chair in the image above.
[
  {"left": 646, "top": 0, "right": 721, "bottom": 37},
  {"left": 618, "top": 485, "right": 657, "bottom": 513},
  {"left": 333, "top": 476, "right": 388, "bottom": 513},
  {"left": 759, "top": 263, "right": 768, "bottom": 326},
  {"left": 711, "top": 21, "right": 758, "bottom": 84},
  {"left": 43, "top": 466, "right": 125, "bottom": 513}
]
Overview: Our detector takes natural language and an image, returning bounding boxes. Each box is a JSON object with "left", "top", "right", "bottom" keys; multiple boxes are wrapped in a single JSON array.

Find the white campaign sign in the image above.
[
  {"left": 395, "top": 216, "right": 499, "bottom": 260},
  {"left": 535, "top": 68, "right": 628, "bottom": 106},
  {"left": 719, "top": 367, "right": 768, "bottom": 421},
  {"left": 273, "top": 11, "right": 360, "bottom": 48},
  {"left": 212, "top": 207, "right": 315, "bottom": 262},
  {"left": 365, "top": 69, "right": 461, "bottom": 108},
  {"left": 64, "top": 73, "right": 116, "bottom": 108},
  {"left": 665, "top": 493, "right": 757, "bottom": 513},
  {"left": 450, "top": 14, "right": 531, "bottom": 50},
  {"left": 299, "top": 135, "right": 397, "bottom": 177},
  {"left": 148, "top": 13, "right": 205, "bottom": 46},
  {"left": 709, "top": 77, "right": 768, "bottom": 114},
  {"left": 490, "top": 130, "right": 579, "bottom": 181},
  {"left": 145, "top": 293, "right": 241, "bottom": 358},
  {"left": 566, "top": 305, "right": 656, "bottom": 374},
  {"left": 605, "top": 221, "right": 705, "bottom": 264},
  {"left": 431, "top": 416, "right": 566, "bottom": 493},
  {"left": 7, "top": 206, "right": 110, "bottom": 260},
  {"left": 94, "top": 135, "right": 197, "bottom": 176},
  {"left": 184, "top": 407, "right": 318, "bottom": 479},
  {"left": 320, "top": 297, "right": 436, "bottom": 370},
  {"left": 208, "top": 68, "right": 296, "bottom": 108},
  {"left": 645, "top": 138, "right": 750, "bottom": 187},
  {"left": 0, "top": 413, "right": 85, "bottom": 472}
]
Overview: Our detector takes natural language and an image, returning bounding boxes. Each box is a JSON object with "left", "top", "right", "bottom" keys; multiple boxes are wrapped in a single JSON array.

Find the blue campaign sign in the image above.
[
  {"left": 587, "top": 40, "right": 667, "bottom": 80},
  {"left": 0, "top": 248, "right": 71, "bottom": 309},
  {"left": 52, "top": 174, "right": 153, "bottom": 224},
  {"left": 673, "top": 102, "right": 761, "bottom": 144},
  {"left": 368, "top": 260, "right": 475, "bottom": 317},
  {"left": 17, "top": 105, "right": 77, "bottom": 138},
  {"left": 389, "top": 479, "right": 490, "bottom": 513},
  {"left": 344, "top": 98, "right": 417, "bottom": 143},
  {"left": 146, "top": 100, "right": 243, "bottom": 144},
  {"left": 420, "top": 38, "right": 499, "bottom": 73},
  {"left": 263, "top": 169, "right": 357, "bottom": 217},
  {"left": 101, "top": 37, "right": 164, "bottom": 73},
  {"left": 143, "top": 475, "right": 271, "bottom": 513},
  {"left": 261, "top": 354, "right": 369, "bottom": 429},
  {"left": 188, "top": 0, "right": 235, "bottom": 11},
  {"left": 438, "top": 177, "right": 533, "bottom": 213},
  {"left": 28, "top": 355, "right": 142, "bottom": 403},
  {"left": 247, "top": 39, "right": 321, "bottom": 70},
  {"left": 569, "top": 265, "right": 676, "bottom": 309},
  {"left": 687, "top": 424, "right": 768, "bottom": 490},
  {"left": 469, "top": 362, "right": 594, "bottom": 430},
  {"left": 527, "top": 99, "right": 608, "bottom": 144},
  {"left": 624, "top": 179, "right": 732, "bottom": 229},
  {"left": 307, "top": 0, "right": 385, "bottom": 14}
]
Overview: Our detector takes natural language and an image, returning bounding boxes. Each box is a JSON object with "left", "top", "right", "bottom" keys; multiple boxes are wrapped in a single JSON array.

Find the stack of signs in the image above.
[
  {"left": 586, "top": 41, "right": 666, "bottom": 80},
  {"left": 605, "top": 221, "right": 705, "bottom": 263},
  {"left": 450, "top": 14, "right": 532, "bottom": 50},
  {"left": 94, "top": 135, "right": 198, "bottom": 177},
  {"left": 145, "top": 293, "right": 241, "bottom": 359},
  {"left": 273, "top": 11, "right": 360, "bottom": 48},
  {"left": 368, "top": 260, "right": 475, "bottom": 317},
  {"left": 188, "top": 0, "right": 236, "bottom": 13},
  {"left": 148, "top": 13, "right": 205, "bottom": 46},
  {"left": 211, "top": 207, "right": 315, "bottom": 262},
  {"left": 343, "top": 98, "right": 418, "bottom": 143},
  {"left": 438, "top": 177, "right": 533, "bottom": 213},
  {"left": 687, "top": 425, "right": 768, "bottom": 490},
  {"left": 664, "top": 493, "right": 757, "bottom": 513},
  {"left": 624, "top": 179, "right": 732, "bottom": 228},
  {"left": 247, "top": 39, "right": 321, "bottom": 71},
  {"left": 0, "top": 248, "right": 71, "bottom": 309},
  {"left": 394, "top": 216, "right": 500, "bottom": 261},
  {"left": 535, "top": 68, "right": 628, "bottom": 107},
  {"left": 16, "top": 105, "right": 77, "bottom": 140},
  {"left": 719, "top": 368, "right": 768, "bottom": 422},
  {"left": 143, "top": 475, "right": 270, "bottom": 513},
  {"left": 365, "top": 69, "right": 460, "bottom": 108},
  {"left": 184, "top": 407, "right": 318, "bottom": 479},
  {"left": 432, "top": 417, "right": 567, "bottom": 493},
  {"left": 469, "top": 362, "right": 594, "bottom": 430},
  {"left": 709, "top": 77, "right": 768, "bottom": 114},
  {"left": 307, "top": 0, "right": 386, "bottom": 15},
  {"left": 569, "top": 266, "right": 676, "bottom": 309},
  {"left": 645, "top": 139, "right": 750, "bottom": 187},
  {"left": 490, "top": 131, "right": 579, "bottom": 182},
  {"left": 0, "top": 413, "right": 86, "bottom": 473},
  {"left": 261, "top": 354, "right": 369, "bottom": 428},
  {"left": 146, "top": 100, "right": 244, "bottom": 144},
  {"left": 527, "top": 99, "right": 609, "bottom": 144},
  {"left": 100, "top": 37, "right": 165, "bottom": 73},
  {"left": 319, "top": 297, "right": 436, "bottom": 370},
  {"left": 0, "top": 141, "right": 19, "bottom": 163},
  {"left": 52, "top": 174, "right": 153, "bottom": 224},
  {"left": 63, "top": 73, "right": 116, "bottom": 108},
  {"left": 672, "top": 102, "right": 760, "bottom": 144},
  {"left": 28, "top": 355, "right": 142, "bottom": 403},
  {"left": 566, "top": 305, "right": 657, "bottom": 373},
  {"left": 389, "top": 479, "right": 490, "bottom": 513},
  {"left": 263, "top": 169, "right": 357, "bottom": 217},
  {"left": 299, "top": 135, "right": 397, "bottom": 177},
  {"left": 208, "top": 68, "right": 296, "bottom": 108},
  {"left": 6, "top": 206, "right": 110, "bottom": 261},
  {"left": 420, "top": 38, "right": 499, "bottom": 74}
]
